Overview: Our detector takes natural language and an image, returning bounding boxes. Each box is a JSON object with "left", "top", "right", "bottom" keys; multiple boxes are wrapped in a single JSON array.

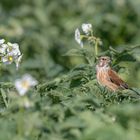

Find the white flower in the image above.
[
  {"left": 0, "top": 44, "right": 8, "bottom": 55},
  {"left": 1, "top": 54, "right": 14, "bottom": 64},
  {"left": 75, "top": 28, "right": 83, "bottom": 47},
  {"left": 2, "top": 54, "right": 22, "bottom": 68},
  {"left": 81, "top": 23, "right": 92, "bottom": 35},
  {"left": 15, "top": 74, "right": 38, "bottom": 96},
  {"left": 7, "top": 42, "right": 21, "bottom": 56},
  {"left": 1, "top": 42, "right": 22, "bottom": 68},
  {"left": 0, "top": 39, "right": 5, "bottom": 45},
  {"left": 0, "top": 39, "right": 23, "bottom": 68}
]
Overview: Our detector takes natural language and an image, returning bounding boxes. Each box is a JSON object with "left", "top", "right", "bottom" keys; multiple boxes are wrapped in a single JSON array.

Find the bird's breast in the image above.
[{"left": 96, "top": 66, "right": 110, "bottom": 85}]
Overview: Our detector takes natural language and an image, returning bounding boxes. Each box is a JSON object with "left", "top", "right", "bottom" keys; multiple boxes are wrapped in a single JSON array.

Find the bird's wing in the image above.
[{"left": 108, "top": 69, "right": 128, "bottom": 89}]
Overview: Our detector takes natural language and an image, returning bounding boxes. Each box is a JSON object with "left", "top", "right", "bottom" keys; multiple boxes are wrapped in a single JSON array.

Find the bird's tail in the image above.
[{"left": 129, "top": 88, "right": 140, "bottom": 96}]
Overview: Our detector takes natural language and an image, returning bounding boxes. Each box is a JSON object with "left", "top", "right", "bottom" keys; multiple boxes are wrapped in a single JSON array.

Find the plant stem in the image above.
[{"left": 95, "top": 41, "right": 98, "bottom": 56}]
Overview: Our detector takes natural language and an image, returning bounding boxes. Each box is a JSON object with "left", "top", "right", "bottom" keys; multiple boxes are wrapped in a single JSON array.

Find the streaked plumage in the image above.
[{"left": 96, "top": 56, "right": 128, "bottom": 91}]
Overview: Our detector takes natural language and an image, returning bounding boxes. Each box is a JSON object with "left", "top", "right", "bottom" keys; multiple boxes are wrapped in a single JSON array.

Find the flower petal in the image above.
[
  {"left": 15, "top": 54, "right": 23, "bottom": 70},
  {"left": 0, "top": 39, "right": 5, "bottom": 45},
  {"left": 15, "top": 79, "right": 29, "bottom": 96},
  {"left": 75, "top": 28, "right": 83, "bottom": 47},
  {"left": 82, "top": 23, "right": 92, "bottom": 34}
]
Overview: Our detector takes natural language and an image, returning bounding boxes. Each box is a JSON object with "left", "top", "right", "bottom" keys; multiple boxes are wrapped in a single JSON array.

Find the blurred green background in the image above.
[{"left": 0, "top": 0, "right": 140, "bottom": 87}]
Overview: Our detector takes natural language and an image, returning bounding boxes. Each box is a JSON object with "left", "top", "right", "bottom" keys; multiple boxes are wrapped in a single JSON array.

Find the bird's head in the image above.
[{"left": 97, "top": 56, "right": 111, "bottom": 68}]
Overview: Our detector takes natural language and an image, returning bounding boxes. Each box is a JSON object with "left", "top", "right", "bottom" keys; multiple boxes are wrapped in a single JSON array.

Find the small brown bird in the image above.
[{"left": 96, "top": 56, "right": 128, "bottom": 92}]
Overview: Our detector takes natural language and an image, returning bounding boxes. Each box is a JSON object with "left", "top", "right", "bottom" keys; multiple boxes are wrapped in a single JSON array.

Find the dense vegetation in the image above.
[{"left": 0, "top": 0, "right": 140, "bottom": 140}]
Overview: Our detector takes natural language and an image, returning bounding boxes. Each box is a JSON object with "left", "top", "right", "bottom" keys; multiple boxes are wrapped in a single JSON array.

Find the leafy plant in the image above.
[{"left": 0, "top": 0, "right": 140, "bottom": 140}]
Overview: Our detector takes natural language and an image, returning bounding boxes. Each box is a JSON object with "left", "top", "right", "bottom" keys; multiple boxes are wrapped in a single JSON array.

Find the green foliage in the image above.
[
  {"left": 0, "top": 0, "right": 140, "bottom": 140},
  {"left": 0, "top": 61, "right": 140, "bottom": 140},
  {"left": 0, "top": 0, "right": 140, "bottom": 85}
]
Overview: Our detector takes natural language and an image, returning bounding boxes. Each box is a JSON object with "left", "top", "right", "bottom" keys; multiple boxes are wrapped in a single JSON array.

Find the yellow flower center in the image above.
[
  {"left": 21, "top": 81, "right": 30, "bottom": 89},
  {"left": 8, "top": 56, "right": 13, "bottom": 62}
]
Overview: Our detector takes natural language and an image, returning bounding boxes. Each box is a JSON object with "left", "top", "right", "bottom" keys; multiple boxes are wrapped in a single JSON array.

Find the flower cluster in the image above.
[
  {"left": 82, "top": 23, "right": 92, "bottom": 35},
  {"left": 75, "top": 23, "right": 92, "bottom": 47},
  {"left": 0, "top": 39, "right": 22, "bottom": 69},
  {"left": 75, "top": 23, "right": 102, "bottom": 57},
  {"left": 15, "top": 74, "right": 38, "bottom": 96}
]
